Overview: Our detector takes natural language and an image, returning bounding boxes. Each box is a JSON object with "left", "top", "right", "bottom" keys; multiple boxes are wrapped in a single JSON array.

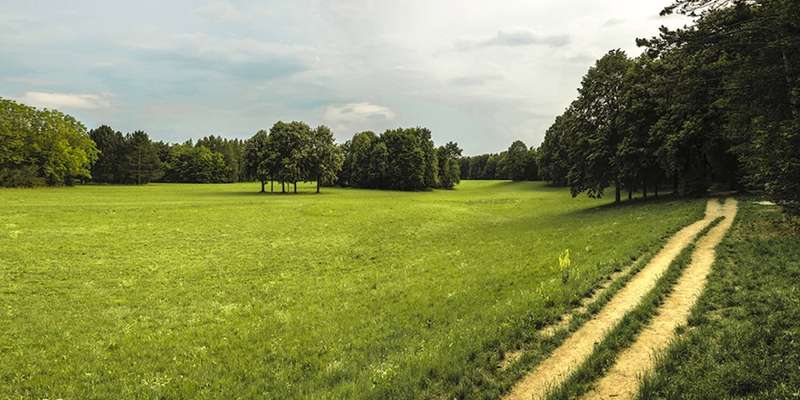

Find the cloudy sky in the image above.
[{"left": 0, "top": 1, "right": 689, "bottom": 154}]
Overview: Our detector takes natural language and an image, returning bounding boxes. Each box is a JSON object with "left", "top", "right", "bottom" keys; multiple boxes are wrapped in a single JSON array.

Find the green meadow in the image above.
[{"left": 0, "top": 181, "right": 704, "bottom": 399}]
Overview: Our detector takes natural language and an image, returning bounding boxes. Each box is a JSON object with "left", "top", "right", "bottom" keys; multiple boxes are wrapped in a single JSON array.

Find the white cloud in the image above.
[
  {"left": 18, "top": 91, "right": 111, "bottom": 109},
  {"left": 322, "top": 102, "right": 396, "bottom": 135},
  {"left": 602, "top": 18, "right": 626, "bottom": 27},
  {"left": 193, "top": 0, "right": 271, "bottom": 23},
  {"left": 456, "top": 28, "right": 571, "bottom": 51}
]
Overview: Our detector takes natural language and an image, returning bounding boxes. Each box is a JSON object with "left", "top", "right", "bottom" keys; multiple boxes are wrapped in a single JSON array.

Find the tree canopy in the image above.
[{"left": 1, "top": 98, "right": 97, "bottom": 187}]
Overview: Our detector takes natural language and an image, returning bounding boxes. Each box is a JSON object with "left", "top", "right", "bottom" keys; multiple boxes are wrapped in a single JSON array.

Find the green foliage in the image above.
[
  {"left": 340, "top": 127, "right": 443, "bottom": 190},
  {"left": 0, "top": 97, "right": 98, "bottom": 186},
  {"left": 161, "top": 144, "right": 227, "bottom": 183},
  {"left": 461, "top": 142, "right": 539, "bottom": 182},
  {"left": 123, "top": 131, "right": 162, "bottom": 185},
  {"left": 568, "top": 50, "right": 633, "bottom": 202},
  {"left": 436, "top": 142, "right": 462, "bottom": 189},
  {"left": 0, "top": 181, "right": 705, "bottom": 399},
  {"left": 195, "top": 135, "right": 247, "bottom": 182},
  {"left": 506, "top": 141, "right": 530, "bottom": 181},
  {"left": 244, "top": 121, "right": 344, "bottom": 193},
  {"left": 539, "top": 0, "right": 800, "bottom": 211},
  {"left": 306, "top": 125, "right": 344, "bottom": 193},
  {"left": 243, "top": 129, "right": 271, "bottom": 191}
]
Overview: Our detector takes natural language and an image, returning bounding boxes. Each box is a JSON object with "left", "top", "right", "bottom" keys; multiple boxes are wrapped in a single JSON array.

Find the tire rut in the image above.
[
  {"left": 503, "top": 199, "right": 722, "bottom": 400},
  {"left": 583, "top": 198, "right": 738, "bottom": 400}
]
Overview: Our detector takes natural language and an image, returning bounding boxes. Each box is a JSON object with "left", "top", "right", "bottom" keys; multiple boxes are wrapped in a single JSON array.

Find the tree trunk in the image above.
[
  {"left": 137, "top": 150, "right": 142, "bottom": 185},
  {"left": 261, "top": 180, "right": 265, "bottom": 193},
  {"left": 271, "top": 180, "right": 274, "bottom": 193},
  {"left": 673, "top": 175, "right": 678, "bottom": 195},
  {"left": 643, "top": 179, "right": 648, "bottom": 199},
  {"left": 615, "top": 181, "right": 621, "bottom": 204},
  {"left": 628, "top": 188, "right": 633, "bottom": 201},
  {"left": 316, "top": 175, "right": 321, "bottom": 193},
  {"left": 281, "top": 181, "right": 285, "bottom": 193},
  {"left": 293, "top": 182, "right": 297, "bottom": 194},
  {"left": 782, "top": 50, "right": 798, "bottom": 118}
]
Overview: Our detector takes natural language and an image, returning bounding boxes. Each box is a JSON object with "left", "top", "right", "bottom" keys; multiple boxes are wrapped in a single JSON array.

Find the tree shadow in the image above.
[
  {"left": 203, "top": 190, "right": 336, "bottom": 197},
  {"left": 564, "top": 192, "right": 699, "bottom": 216}
]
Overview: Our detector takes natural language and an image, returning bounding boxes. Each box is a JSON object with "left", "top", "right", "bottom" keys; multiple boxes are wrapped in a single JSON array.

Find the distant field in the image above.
[{"left": 0, "top": 181, "right": 704, "bottom": 399}]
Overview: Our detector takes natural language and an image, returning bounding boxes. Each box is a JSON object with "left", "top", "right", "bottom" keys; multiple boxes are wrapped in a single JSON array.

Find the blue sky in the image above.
[{"left": 0, "top": 0, "right": 688, "bottom": 154}]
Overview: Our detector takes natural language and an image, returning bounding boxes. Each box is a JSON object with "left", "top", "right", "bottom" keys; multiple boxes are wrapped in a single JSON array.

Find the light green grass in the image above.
[{"left": 0, "top": 181, "right": 704, "bottom": 399}]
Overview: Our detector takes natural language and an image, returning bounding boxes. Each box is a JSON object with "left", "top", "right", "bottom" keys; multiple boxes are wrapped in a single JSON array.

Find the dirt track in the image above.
[
  {"left": 584, "top": 198, "right": 738, "bottom": 400},
  {"left": 504, "top": 199, "right": 722, "bottom": 400}
]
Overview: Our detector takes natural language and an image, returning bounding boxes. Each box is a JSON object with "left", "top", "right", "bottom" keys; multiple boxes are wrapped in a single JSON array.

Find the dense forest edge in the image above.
[{"left": 1, "top": 0, "right": 798, "bottom": 213}]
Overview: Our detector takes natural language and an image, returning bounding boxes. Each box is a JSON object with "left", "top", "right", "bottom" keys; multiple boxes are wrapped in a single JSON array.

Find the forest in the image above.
[{"left": 537, "top": 0, "right": 799, "bottom": 212}]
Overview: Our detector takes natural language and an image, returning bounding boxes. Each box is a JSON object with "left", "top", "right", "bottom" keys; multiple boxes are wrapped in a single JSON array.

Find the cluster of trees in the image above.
[
  {"left": 244, "top": 121, "right": 342, "bottom": 193},
  {"left": 538, "top": 0, "right": 800, "bottom": 211},
  {"left": 460, "top": 140, "right": 539, "bottom": 181},
  {"left": 0, "top": 98, "right": 98, "bottom": 187},
  {"left": 89, "top": 126, "right": 248, "bottom": 185},
  {"left": 337, "top": 128, "right": 462, "bottom": 190}
]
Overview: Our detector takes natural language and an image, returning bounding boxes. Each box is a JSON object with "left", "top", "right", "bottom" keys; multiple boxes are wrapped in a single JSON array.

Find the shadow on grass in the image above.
[
  {"left": 210, "top": 190, "right": 336, "bottom": 197},
  {"left": 565, "top": 192, "right": 684, "bottom": 215}
]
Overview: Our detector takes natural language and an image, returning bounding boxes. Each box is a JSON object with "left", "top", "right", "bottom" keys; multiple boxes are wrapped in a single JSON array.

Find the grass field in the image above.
[
  {"left": 638, "top": 200, "right": 800, "bottom": 399},
  {"left": 0, "top": 181, "right": 705, "bottom": 399}
]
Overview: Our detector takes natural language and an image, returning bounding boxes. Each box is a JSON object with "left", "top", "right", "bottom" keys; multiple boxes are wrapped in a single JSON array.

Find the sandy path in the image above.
[
  {"left": 583, "top": 198, "right": 738, "bottom": 400},
  {"left": 503, "top": 199, "right": 722, "bottom": 400}
]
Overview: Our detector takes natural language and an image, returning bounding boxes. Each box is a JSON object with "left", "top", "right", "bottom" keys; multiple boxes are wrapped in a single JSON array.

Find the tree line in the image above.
[
  {"left": 460, "top": 140, "right": 539, "bottom": 181},
  {"left": 0, "top": 97, "right": 463, "bottom": 192},
  {"left": 537, "top": 0, "right": 800, "bottom": 212},
  {"left": 89, "top": 125, "right": 249, "bottom": 185}
]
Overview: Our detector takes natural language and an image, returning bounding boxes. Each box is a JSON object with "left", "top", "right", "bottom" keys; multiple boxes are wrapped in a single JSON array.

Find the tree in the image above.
[
  {"left": 270, "top": 121, "right": 311, "bottom": 193},
  {"left": 306, "top": 125, "right": 343, "bottom": 193},
  {"left": 197, "top": 135, "right": 246, "bottom": 183},
  {"left": 506, "top": 140, "right": 529, "bottom": 181},
  {"left": 568, "top": 50, "right": 633, "bottom": 203},
  {"left": 525, "top": 147, "right": 539, "bottom": 181},
  {"left": 122, "top": 131, "right": 161, "bottom": 185},
  {"left": 89, "top": 125, "right": 125, "bottom": 183},
  {"left": 0, "top": 98, "right": 97, "bottom": 187},
  {"left": 244, "top": 130, "right": 272, "bottom": 192},
  {"left": 437, "top": 142, "right": 462, "bottom": 189},
  {"left": 367, "top": 141, "right": 388, "bottom": 188}
]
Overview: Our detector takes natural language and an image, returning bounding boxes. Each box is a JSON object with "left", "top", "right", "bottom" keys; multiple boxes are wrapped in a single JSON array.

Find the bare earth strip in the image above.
[
  {"left": 584, "top": 198, "right": 738, "bottom": 400},
  {"left": 503, "top": 199, "right": 722, "bottom": 400}
]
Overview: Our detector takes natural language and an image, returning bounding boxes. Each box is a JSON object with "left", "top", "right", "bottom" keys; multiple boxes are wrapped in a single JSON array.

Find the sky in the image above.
[{"left": 0, "top": 1, "right": 690, "bottom": 154}]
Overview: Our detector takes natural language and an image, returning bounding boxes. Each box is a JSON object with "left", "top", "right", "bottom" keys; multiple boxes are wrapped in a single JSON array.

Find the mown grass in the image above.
[
  {"left": 638, "top": 199, "right": 800, "bottom": 399},
  {"left": 0, "top": 181, "right": 704, "bottom": 399}
]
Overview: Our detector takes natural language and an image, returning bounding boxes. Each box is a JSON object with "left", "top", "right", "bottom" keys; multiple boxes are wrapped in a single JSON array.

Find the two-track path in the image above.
[
  {"left": 585, "top": 198, "right": 738, "bottom": 400},
  {"left": 504, "top": 199, "right": 727, "bottom": 400}
]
